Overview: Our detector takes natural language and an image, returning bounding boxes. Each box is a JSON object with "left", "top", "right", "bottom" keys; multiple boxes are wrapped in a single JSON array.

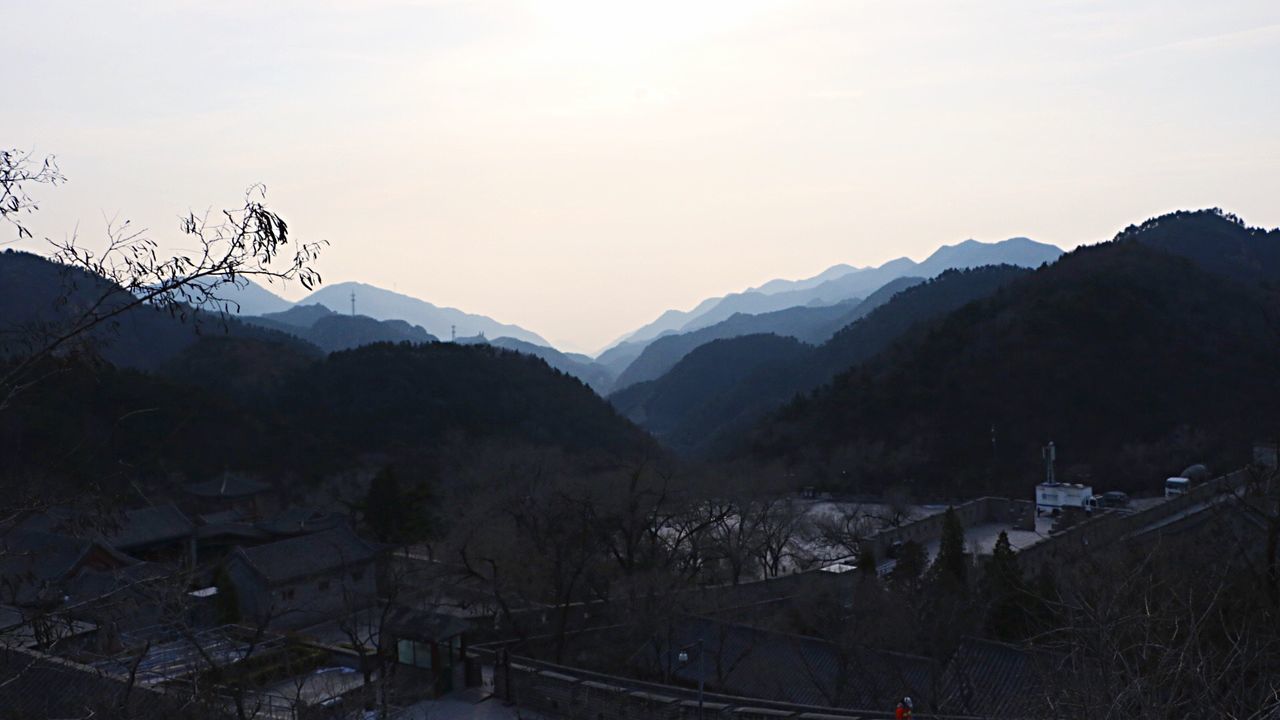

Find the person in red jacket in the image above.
[{"left": 895, "top": 696, "right": 913, "bottom": 719}]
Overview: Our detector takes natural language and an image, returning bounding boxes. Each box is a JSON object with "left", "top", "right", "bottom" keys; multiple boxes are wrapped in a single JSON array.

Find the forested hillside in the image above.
[
  {"left": 748, "top": 211, "right": 1280, "bottom": 497},
  {"left": 1, "top": 339, "right": 655, "bottom": 496},
  {"left": 0, "top": 254, "right": 657, "bottom": 497}
]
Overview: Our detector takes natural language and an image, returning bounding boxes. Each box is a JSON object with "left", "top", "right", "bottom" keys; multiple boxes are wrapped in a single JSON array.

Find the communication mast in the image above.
[
  {"left": 350, "top": 291, "right": 356, "bottom": 316},
  {"left": 1042, "top": 441, "right": 1057, "bottom": 485}
]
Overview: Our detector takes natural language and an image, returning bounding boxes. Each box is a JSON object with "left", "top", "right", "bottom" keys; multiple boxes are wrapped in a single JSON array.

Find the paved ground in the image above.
[{"left": 263, "top": 665, "right": 366, "bottom": 706}]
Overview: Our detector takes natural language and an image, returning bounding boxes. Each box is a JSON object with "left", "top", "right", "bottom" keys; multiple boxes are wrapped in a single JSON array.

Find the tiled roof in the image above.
[
  {"left": 100, "top": 504, "right": 194, "bottom": 550},
  {"left": 0, "top": 529, "right": 94, "bottom": 583},
  {"left": 0, "top": 645, "right": 227, "bottom": 719},
  {"left": 666, "top": 616, "right": 937, "bottom": 711},
  {"left": 233, "top": 525, "right": 376, "bottom": 584},
  {"left": 66, "top": 562, "right": 174, "bottom": 605},
  {"left": 0, "top": 529, "right": 134, "bottom": 606},
  {"left": 939, "top": 637, "right": 1052, "bottom": 718}
]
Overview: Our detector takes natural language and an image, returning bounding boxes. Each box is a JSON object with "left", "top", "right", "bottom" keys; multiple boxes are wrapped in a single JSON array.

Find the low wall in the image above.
[
  {"left": 491, "top": 653, "right": 981, "bottom": 720},
  {"left": 1015, "top": 469, "right": 1248, "bottom": 573},
  {"left": 862, "top": 497, "right": 1034, "bottom": 562}
]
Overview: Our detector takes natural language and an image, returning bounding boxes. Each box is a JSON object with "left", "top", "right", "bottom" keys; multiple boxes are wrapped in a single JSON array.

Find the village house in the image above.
[
  {"left": 222, "top": 524, "right": 379, "bottom": 629},
  {"left": 98, "top": 503, "right": 196, "bottom": 565}
]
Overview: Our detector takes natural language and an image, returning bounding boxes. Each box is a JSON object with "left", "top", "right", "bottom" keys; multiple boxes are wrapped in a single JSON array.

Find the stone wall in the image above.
[
  {"left": 1015, "top": 469, "right": 1248, "bottom": 574},
  {"left": 861, "top": 497, "right": 1034, "bottom": 562}
]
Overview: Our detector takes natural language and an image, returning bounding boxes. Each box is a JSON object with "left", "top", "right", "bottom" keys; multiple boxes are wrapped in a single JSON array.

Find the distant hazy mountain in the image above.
[
  {"left": 611, "top": 265, "right": 1031, "bottom": 456},
  {"left": 607, "top": 296, "right": 724, "bottom": 348},
  {"left": 608, "top": 237, "right": 1061, "bottom": 353},
  {"left": 612, "top": 275, "right": 930, "bottom": 393},
  {"left": 195, "top": 277, "right": 293, "bottom": 315},
  {"left": 456, "top": 334, "right": 616, "bottom": 393},
  {"left": 242, "top": 303, "right": 437, "bottom": 352},
  {"left": 595, "top": 339, "right": 651, "bottom": 380},
  {"left": 252, "top": 303, "right": 334, "bottom": 329},
  {"left": 679, "top": 238, "right": 1060, "bottom": 334},
  {"left": 301, "top": 282, "right": 550, "bottom": 347},
  {"left": 750, "top": 264, "right": 861, "bottom": 295}
]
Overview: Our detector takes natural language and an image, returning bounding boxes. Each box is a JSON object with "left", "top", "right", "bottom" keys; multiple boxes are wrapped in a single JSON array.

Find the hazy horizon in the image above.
[{"left": 7, "top": 0, "right": 1280, "bottom": 352}]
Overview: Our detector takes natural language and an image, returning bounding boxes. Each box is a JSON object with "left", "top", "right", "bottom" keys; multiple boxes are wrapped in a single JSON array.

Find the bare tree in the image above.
[
  {"left": 0, "top": 149, "right": 64, "bottom": 241},
  {"left": 1029, "top": 505, "right": 1280, "bottom": 719},
  {"left": 0, "top": 150, "right": 324, "bottom": 412},
  {"left": 747, "top": 496, "right": 807, "bottom": 578}
]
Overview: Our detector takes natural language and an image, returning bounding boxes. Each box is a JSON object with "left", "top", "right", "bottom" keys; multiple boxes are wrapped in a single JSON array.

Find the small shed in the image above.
[{"left": 382, "top": 606, "right": 471, "bottom": 696}]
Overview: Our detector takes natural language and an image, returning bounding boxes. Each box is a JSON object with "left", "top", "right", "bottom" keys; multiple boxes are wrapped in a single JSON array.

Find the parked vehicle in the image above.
[
  {"left": 1101, "top": 491, "right": 1129, "bottom": 507},
  {"left": 1036, "top": 482, "right": 1093, "bottom": 515},
  {"left": 1165, "top": 477, "right": 1191, "bottom": 497}
]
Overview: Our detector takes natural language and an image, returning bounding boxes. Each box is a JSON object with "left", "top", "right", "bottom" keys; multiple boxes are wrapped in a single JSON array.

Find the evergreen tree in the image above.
[
  {"left": 891, "top": 540, "right": 927, "bottom": 591},
  {"left": 214, "top": 567, "right": 241, "bottom": 624},
  {"left": 931, "top": 506, "right": 968, "bottom": 592},
  {"left": 982, "top": 531, "right": 1028, "bottom": 640},
  {"left": 363, "top": 465, "right": 435, "bottom": 544},
  {"left": 858, "top": 543, "right": 878, "bottom": 579}
]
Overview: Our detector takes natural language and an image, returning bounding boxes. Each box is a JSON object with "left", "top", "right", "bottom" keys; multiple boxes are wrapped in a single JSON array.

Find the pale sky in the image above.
[{"left": 6, "top": 0, "right": 1280, "bottom": 352}]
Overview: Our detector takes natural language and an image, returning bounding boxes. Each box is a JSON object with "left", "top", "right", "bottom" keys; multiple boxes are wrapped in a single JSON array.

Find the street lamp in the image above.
[{"left": 676, "top": 638, "right": 705, "bottom": 719}]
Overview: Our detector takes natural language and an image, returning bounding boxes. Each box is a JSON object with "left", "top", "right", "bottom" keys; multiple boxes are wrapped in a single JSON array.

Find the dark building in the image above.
[{"left": 223, "top": 525, "right": 378, "bottom": 629}]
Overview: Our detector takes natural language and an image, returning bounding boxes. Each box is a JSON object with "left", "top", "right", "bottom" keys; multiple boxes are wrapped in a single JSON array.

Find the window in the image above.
[
  {"left": 398, "top": 639, "right": 434, "bottom": 669},
  {"left": 282, "top": 588, "right": 295, "bottom": 601},
  {"left": 318, "top": 580, "right": 330, "bottom": 592}
]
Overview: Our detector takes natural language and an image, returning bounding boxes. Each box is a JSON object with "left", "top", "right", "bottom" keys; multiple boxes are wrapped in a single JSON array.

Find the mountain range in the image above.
[
  {"left": 0, "top": 254, "right": 654, "bottom": 492},
  {"left": 5, "top": 209, "right": 1279, "bottom": 504},
  {"left": 242, "top": 304, "right": 438, "bottom": 353},
  {"left": 595, "top": 237, "right": 1060, "bottom": 394},
  {"left": 609, "top": 237, "right": 1062, "bottom": 349},
  {"left": 210, "top": 278, "right": 551, "bottom": 347},
  {"left": 611, "top": 265, "right": 1031, "bottom": 455},
  {"left": 745, "top": 210, "right": 1280, "bottom": 497},
  {"left": 156, "top": 236, "right": 1065, "bottom": 396},
  {"left": 299, "top": 282, "right": 551, "bottom": 347},
  {"left": 610, "top": 275, "right": 927, "bottom": 392}
]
